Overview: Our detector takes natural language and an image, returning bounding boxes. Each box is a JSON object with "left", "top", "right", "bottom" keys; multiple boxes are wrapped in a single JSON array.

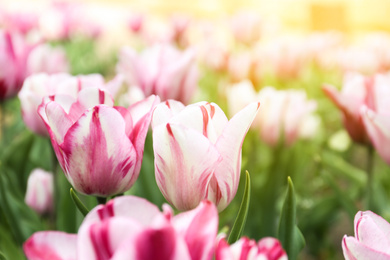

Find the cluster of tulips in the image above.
[{"left": 1, "top": 2, "right": 390, "bottom": 260}]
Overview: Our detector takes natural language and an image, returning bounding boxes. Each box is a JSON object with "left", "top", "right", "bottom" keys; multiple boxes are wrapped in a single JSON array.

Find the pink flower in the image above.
[
  {"left": 342, "top": 211, "right": 390, "bottom": 259},
  {"left": 25, "top": 168, "right": 53, "bottom": 215},
  {"left": 24, "top": 196, "right": 218, "bottom": 260},
  {"left": 0, "top": 30, "right": 33, "bottom": 100},
  {"left": 18, "top": 73, "right": 123, "bottom": 136},
  {"left": 323, "top": 72, "right": 390, "bottom": 144},
  {"left": 229, "top": 10, "right": 262, "bottom": 44},
  {"left": 37, "top": 87, "right": 160, "bottom": 196},
  {"left": 0, "top": 11, "right": 39, "bottom": 35},
  {"left": 227, "top": 81, "right": 317, "bottom": 146},
  {"left": 216, "top": 237, "right": 287, "bottom": 260},
  {"left": 117, "top": 44, "right": 198, "bottom": 104},
  {"left": 27, "top": 44, "right": 69, "bottom": 75},
  {"left": 151, "top": 100, "right": 260, "bottom": 211}
]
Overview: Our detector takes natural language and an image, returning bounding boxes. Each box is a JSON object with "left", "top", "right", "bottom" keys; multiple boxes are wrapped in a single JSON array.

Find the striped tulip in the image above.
[
  {"left": 152, "top": 100, "right": 260, "bottom": 211},
  {"left": 342, "top": 211, "right": 390, "bottom": 259},
  {"left": 216, "top": 237, "right": 287, "bottom": 260},
  {"left": 24, "top": 196, "right": 218, "bottom": 260},
  {"left": 38, "top": 87, "right": 160, "bottom": 196},
  {"left": 25, "top": 168, "right": 54, "bottom": 215}
]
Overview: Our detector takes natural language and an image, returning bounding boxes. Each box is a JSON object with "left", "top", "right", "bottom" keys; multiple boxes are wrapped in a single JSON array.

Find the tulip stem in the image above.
[
  {"left": 366, "top": 145, "right": 375, "bottom": 211},
  {"left": 96, "top": 196, "right": 107, "bottom": 205},
  {"left": 0, "top": 101, "right": 5, "bottom": 149}
]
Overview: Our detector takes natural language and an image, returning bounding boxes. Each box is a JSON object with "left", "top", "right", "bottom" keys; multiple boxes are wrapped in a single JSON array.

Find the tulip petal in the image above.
[
  {"left": 151, "top": 99, "right": 185, "bottom": 129},
  {"left": 173, "top": 200, "right": 218, "bottom": 260},
  {"left": 60, "top": 105, "right": 136, "bottom": 196},
  {"left": 23, "top": 231, "right": 77, "bottom": 260},
  {"left": 361, "top": 107, "right": 390, "bottom": 165},
  {"left": 212, "top": 102, "right": 260, "bottom": 211},
  {"left": 153, "top": 123, "right": 222, "bottom": 211},
  {"left": 342, "top": 236, "right": 390, "bottom": 260},
  {"left": 84, "top": 196, "right": 161, "bottom": 226}
]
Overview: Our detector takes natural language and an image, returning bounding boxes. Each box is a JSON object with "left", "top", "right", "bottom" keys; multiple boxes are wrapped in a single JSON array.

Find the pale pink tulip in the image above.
[
  {"left": 0, "top": 30, "right": 33, "bottom": 100},
  {"left": 216, "top": 237, "right": 287, "bottom": 260},
  {"left": 37, "top": 87, "right": 160, "bottom": 196},
  {"left": 0, "top": 11, "right": 39, "bottom": 35},
  {"left": 18, "top": 73, "right": 123, "bottom": 136},
  {"left": 24, "top": 196, "right": 218, "bottom": 260},
  {"left": 152, "top": 100, "right": 260, "bottom": 211},
  {"left": 342, "top": 211, "right": 390, "bottom": 259},
  {"left": 323, "top": 72, "right": 390, "bottom": 144},
  {"left": 25, "top": 168, "right": 53, "bottom": 215},
  {"left": 27, "top": 44, "right": 69, "bottom": 75},
  {"left": 229, "top": 10, "right": 262, "bottom": 44},
  {"left": 117, "top": 44, "right": 198, "bottom": 104},
  {"left": 227, "top": 81, "right": 317, "bottom": 146}
]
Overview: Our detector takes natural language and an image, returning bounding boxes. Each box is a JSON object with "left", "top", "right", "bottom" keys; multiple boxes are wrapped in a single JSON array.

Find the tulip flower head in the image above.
[
  {"left": 24, "top": 196, "right": 218, "bottom": 260},
  {"left": 38, "top": 87, "right": 160, "bottom": 197},
  {"left": 152, "top": 100, "right": 260, "bottom": 212},
  {"left": 216, "top": 236, "right": 287, "bottom": 260},
  {"left": 25, "top": 168, "right": 54, "bottom": 215},
  {"left": 342, "top": 211, "right": 390, "bottom": 259}
]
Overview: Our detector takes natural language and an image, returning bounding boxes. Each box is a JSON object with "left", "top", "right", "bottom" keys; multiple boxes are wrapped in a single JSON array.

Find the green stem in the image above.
[
  {"left": 96, "top": 196, "right": 107, "bottom": 205},
  {"left": 366, "top": 145, "right": 375, "bottom": 211},
  {"left": 0, "top": 101, "right": 5, "bottom": 150}
]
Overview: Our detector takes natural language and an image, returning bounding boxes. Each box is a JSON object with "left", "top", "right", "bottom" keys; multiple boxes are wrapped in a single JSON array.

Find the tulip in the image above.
[
  {"left": 361, "top": 106, "right": 390, "bottom": 165},
  {"left": 25, "top": 168, "right": 54, "bottom": 215},
  {"left": 229, "top": 10, "right": 262, "bottom": 45},
  {"left": 24, "top": 196, "right": 218, "bottom": 260},
  {"left": 38, "top": 87, "right": 160, "bottom": 197},
  {"left": 227, "top": 81, "right": 317, "bottom": 146},
  {"left": 152, "top": 100, "right": 260, "bottom": 211},
  {"left": 0, "top": 30, "right": 33, "bottom": 100},
  {"left": 26, "top": 44, "right": 69, "bottom": 75},
  {"left": 323, "top": 72, "right": 390, "bottom": 144},
  {"left": 117, "top": 44, "right": 198, "bottom": 104},
  {"left": 342, "top": 211, "right": 390, "bottom": 259},
  {"left": 216, "top": 236, "right": 287, "bottom": 260},
  {"left": 18, "top": 73, "right": 123, "bottom": 136}
]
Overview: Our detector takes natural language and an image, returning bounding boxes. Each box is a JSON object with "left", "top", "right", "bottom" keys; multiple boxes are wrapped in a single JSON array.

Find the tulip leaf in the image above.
[
  {"left": 70, "top": 188, "right": 90, "bottom": 217},
  {"left": 228, "top": 170, "right": 251, "bottom": 244},
  {"left": 0, "top": 252, "right": 7, "bottom": 260},
  {"left": 278, "top": 177, "right": 305, "bottom": 260}
]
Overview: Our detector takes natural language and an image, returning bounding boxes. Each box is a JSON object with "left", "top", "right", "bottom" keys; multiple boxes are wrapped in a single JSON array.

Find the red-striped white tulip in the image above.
[
  {"left": 216, "top": 236, "right": 287, "bottom": 260},
  {"left": 24, "top": 196, "right": 218, "bottom": 260},
  {"left": 323, "top": 73, "right": 390, "bottom": 144},
  {"left": 342, "top": 211, "right": 390, "bottom": 259},
  {"left": 38, "top": 87, "right": 160, "bottom": 196},
  {"left": 18, "top": 73, "right": 123, "bottom": 136},
  {"left": 25, "top": 168, "right": 54, "bottom": 215},
  {"left": 152, "top": 100, "right": 260, "bottom": 211},
  {"left": 117, "top": 44, "right": 198, "bottom": 104}
]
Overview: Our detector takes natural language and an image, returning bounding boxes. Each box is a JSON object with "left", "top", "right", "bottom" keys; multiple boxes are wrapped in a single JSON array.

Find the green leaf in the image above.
[
  {"left": 228, "top": 170, "right": 251, "bottom": 244},
  {"left": 70, "top": 188, "right": 90, "bottom": 217},
  {"left": 278, "top": 177, "right": 305, "bottom": 260},
  {"left": 0, "top": 252, "right": 8, "bottom": 260}
]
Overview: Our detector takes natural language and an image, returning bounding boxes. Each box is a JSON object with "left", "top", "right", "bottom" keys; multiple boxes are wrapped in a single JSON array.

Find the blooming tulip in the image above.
[
  {"left": 152, "top": 100, "right": 260, "bottom": 211},
  {"left": 25, "top": 168, "right": 53, "bottom": 215},
  {"left": 24, "top": 196, "right": 218, "bottom": 260},
  {"left": 26, "top": 44, "right": 69, "bottom": 75},
  {"left": 227, "top": 81, "right": 317, "bottom": 146},
  {"left": 19, "top": 73, "right": 123, "bottom": 136},
  {"left": 117, "top": 44, "right": 198, "bottom": 104},
  {"left": 0, "top": 30, "right": 33, "bottom": 100},
  {"left": 216, "top": 236, "right": 287, "bottom": 260},
  {"left": 323, "top": 72, "right": 390, "bottom": 144},
  {"left": 342, "top": 211, "right": 390, "bottom": 259},
  {"left": 38, "top": 87, "right": 160, "bottom": 196}
]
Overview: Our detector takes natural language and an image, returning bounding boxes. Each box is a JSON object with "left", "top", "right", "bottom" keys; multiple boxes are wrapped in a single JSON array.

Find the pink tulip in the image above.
[
  {"left": 342, "top": 211, "right": 390, "bottom": 259},
  {"left": 25, "top": 168, "right": 53, "bottom": 215},
  {"left": 216, "top": 237, "right": 287, "bottom": 260},
  {"left": 0, "top": 30, "right": 33, "bottom": 100},
  {"left": 117, "top": 44, "right": 198, "bottom": 104},
  {"left": 24, "top": 196, "right": 218, "bottom": 260},
  {"left": 27, "top": 44, "right": 69, "bottom": 75},
  {"left": 323, "top": 72, "right": 390, "bottom": 144},
  {"left": 151, "top": 100, "right": 260, "bottom": 211},
  {"left": 18, "top": 73, "right": 123, "bottom": 136},
  {"left": 37, "top": 87, "right": 160, "bottom": 197},
  {"left": 0, "top": 11, "right": 39, "bottom": 35},
  {"left": 229, "top": 10, "right": 262, "bottom": 45},
  {"left": 227, "top": 81, "right": 317, "bottom": 146}
]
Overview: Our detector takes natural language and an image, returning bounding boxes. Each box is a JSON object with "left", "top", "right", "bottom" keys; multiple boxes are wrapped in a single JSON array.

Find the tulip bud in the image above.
[
  {"left": 152, "top": 100, "right": 260, "bottom": 211},
  {"left": 25, "top": 169, "right": 54, "bottom": 215}
]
